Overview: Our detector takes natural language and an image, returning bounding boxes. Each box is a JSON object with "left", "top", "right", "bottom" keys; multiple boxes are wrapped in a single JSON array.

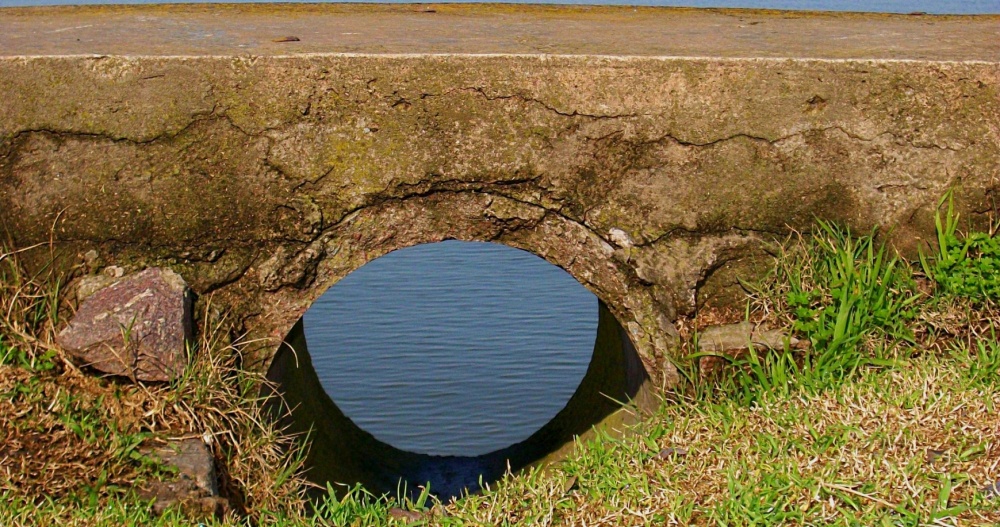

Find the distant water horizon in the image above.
[{"left": 1, "top": 0, "right": 998, "bottom": 14}]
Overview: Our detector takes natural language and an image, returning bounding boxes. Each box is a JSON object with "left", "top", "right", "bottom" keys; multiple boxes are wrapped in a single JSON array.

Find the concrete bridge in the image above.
[{"left": 2, "top": 4, "right": 998, "bottom": 438}]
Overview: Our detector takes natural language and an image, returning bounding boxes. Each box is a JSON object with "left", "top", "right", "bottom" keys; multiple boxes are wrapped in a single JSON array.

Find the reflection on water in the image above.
[
  {"left": 269, "top": 301, "right": 651, "bottom": 501},
  {"left": 304, "top": 241, "right": 597, "bottom": 457}
]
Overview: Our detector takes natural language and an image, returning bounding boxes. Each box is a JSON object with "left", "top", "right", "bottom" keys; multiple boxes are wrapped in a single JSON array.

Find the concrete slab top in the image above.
[{"left": 0, "top": 3, "right": 997, "bottom": 61}]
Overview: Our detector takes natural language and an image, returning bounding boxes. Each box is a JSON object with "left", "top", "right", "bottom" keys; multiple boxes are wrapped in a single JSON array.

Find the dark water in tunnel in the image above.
[
  {"left": 271, "top": 294, "right": 650, "bottom": 501},
  {"left": 267, "top": 241, "right": 655, "bottom": 500}
]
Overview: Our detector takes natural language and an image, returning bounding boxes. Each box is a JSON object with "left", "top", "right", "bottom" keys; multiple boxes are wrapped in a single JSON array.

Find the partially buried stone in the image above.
[
  {"left": 388, "top": 508, "right": 426, "bottom": 522},
  {"left": 56, "top": 267, "right": 193, "bottom": 382},
  {"left": 140, "top": 438, "right": 227, "bottom": 518},
  {"left": 699, "top": 322, "right": 806, "bottom": 353},
  {"left": 983, "top": 480, "right": 1000, "bottom": 500},
  {"left": 656, "top": 447, "right": 688, "bottom": 460},
  {"left": 697, "top": 322, "right": 807, "bottom": 377},
  {"left": 152, "top": 438, "right": 219, "bottom": 496}
]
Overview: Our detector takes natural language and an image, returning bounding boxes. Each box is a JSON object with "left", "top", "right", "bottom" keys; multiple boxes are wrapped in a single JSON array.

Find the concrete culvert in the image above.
[{"left": 263, "top": 241, "right": 655, "bottom": 501}]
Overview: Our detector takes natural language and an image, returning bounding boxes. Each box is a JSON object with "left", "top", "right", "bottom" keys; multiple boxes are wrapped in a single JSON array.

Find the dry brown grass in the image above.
[{"left": 0, "top": 244, "right": 311, "bottom": 522}]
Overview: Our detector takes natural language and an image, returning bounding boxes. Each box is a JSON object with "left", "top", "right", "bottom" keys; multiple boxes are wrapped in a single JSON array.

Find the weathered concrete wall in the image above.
[{"left": 1, "top": 5, "right": 998, "bottom": 388}]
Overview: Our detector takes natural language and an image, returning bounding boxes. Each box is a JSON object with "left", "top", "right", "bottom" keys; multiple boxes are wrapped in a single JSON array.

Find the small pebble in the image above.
[
  {"left": 388, "top": 507, "right": 425, "bottom": 522},
  {"left": 982, "top": 480, "right": 1000, "bottom": 499},
  {"left": 656, "top": 447, "right": 689, "bottom": 460},
  {"left": 562, "top": 475, "right": 579, "bottom": 493},
  {"left": 925, "top": 449, "right": 946, "bottom": 463}
]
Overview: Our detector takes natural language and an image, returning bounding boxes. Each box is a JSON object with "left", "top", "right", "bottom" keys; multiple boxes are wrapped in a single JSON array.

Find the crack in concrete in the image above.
[
  {"left": 639, "top": 125, "right": 964, "bottom": 152},
  {"left": 412, "top": 85, "right": 642, "bottom": 120},
  {"left": 2, "top": 91, "right": 964, "bottom": 159},
  {"left": 461, "top": 86, "right": 643, "bottom": 120},
  {"left": 3, "top": 104, "right": 220, "bottom": 146},
  {"left": 634, "top": 225, "right": 785, "bottom": 249}
]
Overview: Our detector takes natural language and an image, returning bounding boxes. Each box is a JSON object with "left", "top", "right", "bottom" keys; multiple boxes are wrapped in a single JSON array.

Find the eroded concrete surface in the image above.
[{"left": 1, "top": 5, "right": 999, "bottom": 387}]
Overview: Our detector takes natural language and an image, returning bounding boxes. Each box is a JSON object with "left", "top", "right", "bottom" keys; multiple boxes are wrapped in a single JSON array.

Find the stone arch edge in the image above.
[{"left": 237, "top": 190, "right": 682, "bottom": 391}]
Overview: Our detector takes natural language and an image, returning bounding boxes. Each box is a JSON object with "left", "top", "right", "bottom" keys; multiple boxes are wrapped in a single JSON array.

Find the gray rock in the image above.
[
  {"left": 388, "top": 507, "right": 426, "bottom": 523},
  {"left": 655, "top": 447, "right": 689, "bottom": 460},
  {"left": 83, "top": 249, "right": 100, "bottom": 268},
  {"left": 75, "top": 274, "right": 120, "bottom": 302},
  {"left": 983, "top": 480, "right": 1000, "bottom": 500},
  {"left": 152, "top": 438, "right": 219, "bottom": 496},
  {"left": 141, "top": 438, "right": 226, "bottom": 518},
  {"left": 698, "top": 322, "right": 806, "bottom": 353},
  {"left": 57, "top": 268, "right": 193, "bottom": 382}
]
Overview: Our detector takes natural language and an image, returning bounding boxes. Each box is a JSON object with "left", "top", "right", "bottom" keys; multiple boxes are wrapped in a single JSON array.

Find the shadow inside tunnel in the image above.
[{"left": 265, "top": 300, "right": 654, "bottom": 502}]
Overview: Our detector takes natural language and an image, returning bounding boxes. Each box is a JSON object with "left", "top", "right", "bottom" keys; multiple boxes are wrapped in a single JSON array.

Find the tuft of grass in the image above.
[
  {"left": 779, "top": 222, "right": 919, "bottom": 353},
  {"left": 921, "top": 191, "right": 1000, "bottom": 304},
  {"left": 0, "top": 244, "right": 65, "bottom": 372},
  {"left": 731, "top": 221, "right": 921, "bottom": 403},
  {"left": 162, "top": 305, "right": 315, "bottom": 520},
  {"left": 310, "top": 484, "right": 392, "bottom": 526}
]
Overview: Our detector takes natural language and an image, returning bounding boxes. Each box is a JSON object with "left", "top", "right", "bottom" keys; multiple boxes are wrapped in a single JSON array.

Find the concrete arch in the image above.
[
  {"left": 3, "top": 5, "right": 998, "bottom": 401},
  {"left": 253, "top": 190, "right": 679, "bottom": 389}
]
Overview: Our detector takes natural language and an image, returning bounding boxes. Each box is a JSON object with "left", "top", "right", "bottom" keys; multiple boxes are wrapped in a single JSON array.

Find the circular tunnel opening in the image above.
[
  {"left": 304, "top": 240, "right": 597, "bottom": 457},
  {"left": 267, "top": 240, "right": 651, "bottom": 502}
]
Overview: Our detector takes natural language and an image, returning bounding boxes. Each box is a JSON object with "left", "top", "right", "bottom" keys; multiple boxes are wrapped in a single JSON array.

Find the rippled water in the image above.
[{"left": 303, "top": 241, "right": 597, "bottom": 457}]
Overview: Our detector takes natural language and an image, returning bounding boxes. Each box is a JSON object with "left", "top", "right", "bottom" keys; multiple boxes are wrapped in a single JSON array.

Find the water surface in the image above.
[{"left": 304, "top": 241, "right": 597, "bottom": 457}]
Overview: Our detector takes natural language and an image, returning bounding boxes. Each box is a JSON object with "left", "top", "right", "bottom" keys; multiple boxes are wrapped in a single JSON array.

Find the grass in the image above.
[
  {"left": 1, "top": 198, "right": 999, "bottom": 525},
  {"left": 921, "top": 192, "right": 1000, "bottom": 304},
  {"left": 0, "top": 244, "right": 312, "bottom": 525},
  {"left": 681, "top": 221, "right": 923, "bottom": 408},
  {"left": 442, "top": 348, "right": 999, "bottom": 526}
]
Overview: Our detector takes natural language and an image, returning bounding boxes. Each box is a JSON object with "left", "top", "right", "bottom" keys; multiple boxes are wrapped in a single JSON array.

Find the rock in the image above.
[
  {"left": 697, "top": 322, "right": 807, "bottom": 376},
  {"left": 655, "top": 447, "right": 688, "bottom": 460},
  {"left": 147, "top": 480, "right": 228, "bottom": 518},
  {"left": 83, "top": 249, "right": 100, "bottom": 268},
  {"left": 56, "top": 268, "right": 193, "bottom": 382},
  {"left": 562, "top": 475, "right": 579, "bottom": 494},
  {"left": 75, "top": 274, "right": 119, "bottom": 302},
  {"left": 698, "top": 322, "right": 806, "bottom": 353},
  {"left": 925, "top": 448, "right": 946, "bottom": 463},
  {"left": 608, "top": 228, "right": 633, "bottom": 248},
  {"left": 152, "top": 438, "right": 219, "bottom": 496},
  {"left": 141, "top": 438, "right": 227, "bottom": 518},
  {"left": 388, "top": 507, "right": 426, "bottom": 523},
  {"left": 983, "top": 480, "right": 1000, "bottom": 500}
]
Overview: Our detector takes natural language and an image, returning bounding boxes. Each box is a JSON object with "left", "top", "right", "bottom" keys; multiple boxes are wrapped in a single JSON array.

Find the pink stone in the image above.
[{"left": 57, "top": 268, "right": 193, "bottom": 382}]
